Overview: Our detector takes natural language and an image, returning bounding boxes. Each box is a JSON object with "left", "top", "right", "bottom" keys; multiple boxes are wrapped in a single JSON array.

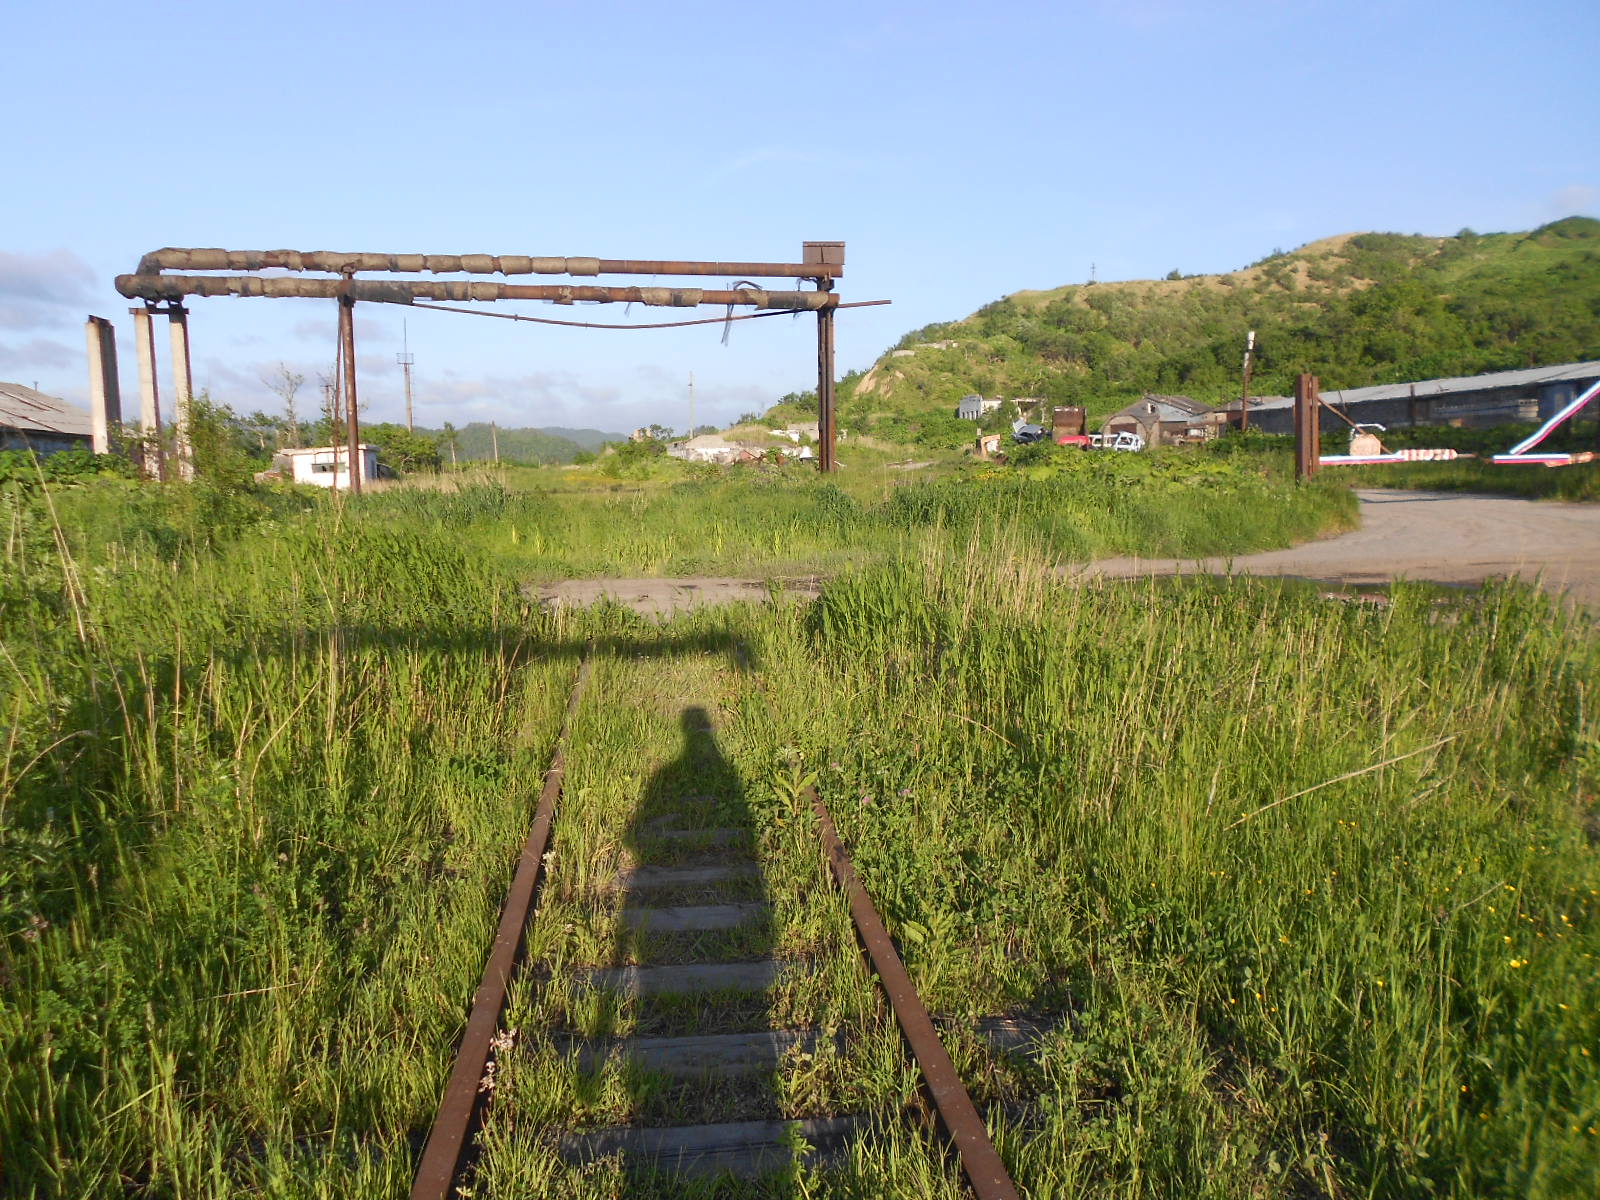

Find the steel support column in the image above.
[
  {"left": 85, "top": 316, "right": 122, "bottom": 455},
  {"left": 817, "top": 306, "right": 836, "bottom": 473},
  {"left": 339, "top": 293, "right": 362, "bottom": 494},
  {"left": 130, "top": 306, "right": 164, "bottom": 480},
  {"left": 1294, "top": 373, "right": 1320, "bottom": 480}
]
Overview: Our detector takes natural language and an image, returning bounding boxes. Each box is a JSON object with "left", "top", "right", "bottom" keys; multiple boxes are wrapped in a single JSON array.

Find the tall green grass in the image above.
[
  {"left": 2, "top": 485, "right": 575, "bottom": 1196},
  {"left": 10, "top": 465, "right": 1573, "bottom": 1198},
  {"left": 355, "top": 458, "right": 1355, "bottom": 582},
  {"left": 747, "top": 538, "right": 1600, "bottom": 1197}
]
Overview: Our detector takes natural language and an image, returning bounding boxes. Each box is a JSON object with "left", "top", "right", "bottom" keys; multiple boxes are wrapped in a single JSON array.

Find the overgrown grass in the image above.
[
  {"left": 749, "top": 539, "right": 1600, "bottom": 1197},
  {"left": 2, "top": 483, "right": 577, "bottom": 1196},
  {"left": 1334, "top": 459, "right": 1600, "bottom": 501},
  {"left": 8, "top": 468, "right": 1589, "bottom": 1197},
  {"left": 354, "top": 451, "right": 1355, "bottom": 581}
]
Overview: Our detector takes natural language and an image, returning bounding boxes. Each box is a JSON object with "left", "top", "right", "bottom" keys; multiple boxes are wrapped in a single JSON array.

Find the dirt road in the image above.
[{"left": 1073, "top": 489, "right": 1600, "bottom": 612}]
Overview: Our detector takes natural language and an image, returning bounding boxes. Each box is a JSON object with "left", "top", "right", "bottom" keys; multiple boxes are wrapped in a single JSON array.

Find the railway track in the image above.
[{"left": 410, "top": 652, "right": 1031, "bottom": 1198}]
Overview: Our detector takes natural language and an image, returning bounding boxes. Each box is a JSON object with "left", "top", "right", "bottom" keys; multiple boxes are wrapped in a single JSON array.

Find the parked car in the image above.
[
  {"left": 1088, "top": 431, "right": 1145, "bottom": 452},
  {"left": 1012, "top": 423, "right": 1049, "bottom": 444}
]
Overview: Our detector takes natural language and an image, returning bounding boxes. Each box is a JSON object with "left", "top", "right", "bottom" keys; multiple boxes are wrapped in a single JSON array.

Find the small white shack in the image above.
[{"left": 280, "top": 444, "right": 378, "bottom": 489}]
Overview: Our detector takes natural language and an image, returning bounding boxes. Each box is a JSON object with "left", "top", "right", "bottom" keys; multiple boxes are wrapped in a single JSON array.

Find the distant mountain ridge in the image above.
[
  {"left": 415, "top": 423, "right": 623, "bottom": 464},
  {"left": 820, "top": 217, "right": 1600, "bottom": 447}
]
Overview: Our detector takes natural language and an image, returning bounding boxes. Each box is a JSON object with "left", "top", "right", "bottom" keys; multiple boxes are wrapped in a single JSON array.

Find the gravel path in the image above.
[{"left": 1072, "top": 489, "right": 1600, "bottom": 613}]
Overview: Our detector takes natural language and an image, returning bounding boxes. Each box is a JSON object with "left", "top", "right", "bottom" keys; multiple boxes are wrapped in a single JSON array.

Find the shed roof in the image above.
[
  {"left": 0, "top": 383, "right": 92, "bottom": 439},
  {"left": 1253, "top": 360, "right": 1600, "bottom": 412},
  {"left": 1108, "top": 394, "right": 1216, "bottom": 422}
]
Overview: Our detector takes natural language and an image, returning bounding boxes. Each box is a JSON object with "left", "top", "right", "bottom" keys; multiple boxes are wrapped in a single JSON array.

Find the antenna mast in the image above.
[{"left": 397, "top": 320, "right": 416, "bottom": 433}]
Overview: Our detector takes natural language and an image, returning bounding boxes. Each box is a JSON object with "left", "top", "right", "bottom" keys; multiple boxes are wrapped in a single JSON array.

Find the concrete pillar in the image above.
[
  {"left": 84, "top": 315, "right": 122, "bottom": 454},
  {"left": 130, "top": 306, "right": 164, "bottom": 480},
  {"left": 167, "top": 306, "right": 194, "bottom": 479}
]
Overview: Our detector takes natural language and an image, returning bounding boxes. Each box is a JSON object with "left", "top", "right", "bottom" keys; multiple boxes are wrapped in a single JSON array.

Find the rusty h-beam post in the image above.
[
  {"left": 339, "top": 289, "right": 362, "bottom": 495},
  {"left": 130, "top": 306, "right": 164, "bottom": 480},
  {"left": 167, "top": 305, "right": 194, "bottom": 479},
  {"left": 85, "top": 316, "right": 122, "bottom": 455},
  {"left": 817, "top": 306, "right": 837, "bottom": 473},
  {"left": 1294, "top": 373, "right": 1320, "bottom": 480}
]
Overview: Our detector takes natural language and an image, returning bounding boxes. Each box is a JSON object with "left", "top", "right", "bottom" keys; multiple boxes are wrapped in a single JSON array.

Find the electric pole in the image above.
[
  {"left": 1240, "top": 329, "right": 1256, "bottom": 431},
  {"left": 688, "top": 371, "right": 695, "bottom": 438}
]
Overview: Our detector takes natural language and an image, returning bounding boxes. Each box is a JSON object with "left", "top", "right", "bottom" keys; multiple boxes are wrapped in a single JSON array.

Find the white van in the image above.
[{"left": 1089, "top": 431, "right": 1146, "bottom": 452}]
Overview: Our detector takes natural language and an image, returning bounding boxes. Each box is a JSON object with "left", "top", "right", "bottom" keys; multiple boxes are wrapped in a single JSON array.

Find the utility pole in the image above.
[
  {"left": 1239, "top": 329, "right": 1256, "bottom": 431},
  {"left": 397, "top": 320, "right": 416, "bottom": 433},
  {"left": 491, "top": 421, "right": 500, "bottom": 464},
  {"left": 688, "top": 370, "right": 695, "bottom": 438}
]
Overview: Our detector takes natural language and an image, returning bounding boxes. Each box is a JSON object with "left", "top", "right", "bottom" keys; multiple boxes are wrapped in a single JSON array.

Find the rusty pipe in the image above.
[
  {"left": 115, "top": 274, "right": 835, "bottom": 310},
  {"left": 134, "top": 248, "right": 841, "bottom": 279}
]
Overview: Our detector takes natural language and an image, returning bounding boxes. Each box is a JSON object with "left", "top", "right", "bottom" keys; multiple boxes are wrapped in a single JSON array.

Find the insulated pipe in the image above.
[
  {"left": 133, "top": 248, "right": 841, "bottom": 280},
  {"left": 114, "top": 275, "right": 836, "bottom": 310}
]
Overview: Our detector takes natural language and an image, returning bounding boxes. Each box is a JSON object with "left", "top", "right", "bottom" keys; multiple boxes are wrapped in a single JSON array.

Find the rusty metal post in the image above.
[
  {"left": 130, "top": 306, "right": 164, "bottom": 480},
  {"left": 817, "top": 305, "right": 837, "bottom": 472},
  {"left": 85, "top": 316, "right": 122, "bottom": 455},
  {"left": 1408, "top": 383, "right": 1417, "bottom": 429},
  {"left": 339, "top": 292, "right": 362, "bottom": 494},
  {"left": 167, "top": 305, "right": 194, "bottom": 479},
  {"left": 1294, "top": 373, "right": 1320, "bottom": 480}
]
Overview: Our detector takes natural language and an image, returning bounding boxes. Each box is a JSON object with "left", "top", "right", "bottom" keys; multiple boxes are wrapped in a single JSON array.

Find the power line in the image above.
[{"left": 402, "top": 298, "right": 889, "bottom": 331}]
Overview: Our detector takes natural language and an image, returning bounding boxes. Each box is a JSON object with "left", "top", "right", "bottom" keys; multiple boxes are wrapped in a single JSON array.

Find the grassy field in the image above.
[
  {"left": 355, "top": 450, "right": 1356, "bottom": 581},
  {"left": 1332, "top": 459, "right": 1600, "bottom": 501},
  {"left": 2, "top": 464, "right": 1594, "bottom": 1197}
]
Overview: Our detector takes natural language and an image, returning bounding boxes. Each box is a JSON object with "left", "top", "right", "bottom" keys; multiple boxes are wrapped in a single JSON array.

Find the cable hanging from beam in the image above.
[{"left": 401, "top": 298, "right": 889, "bottom": 331}]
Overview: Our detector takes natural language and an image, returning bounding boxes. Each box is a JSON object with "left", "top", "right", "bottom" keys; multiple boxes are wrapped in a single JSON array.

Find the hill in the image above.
[
  {"left": 818, "top": 217, "right": 1600, "bottom": 447},
  {"left": 416, "top": 423, "right": 623, "bottom": 464}
]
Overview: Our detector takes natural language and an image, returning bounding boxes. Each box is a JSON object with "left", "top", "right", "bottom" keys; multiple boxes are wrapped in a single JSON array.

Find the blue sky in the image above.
[{"left": 3, "top": 0, "right": 1596, "bottom": 435}]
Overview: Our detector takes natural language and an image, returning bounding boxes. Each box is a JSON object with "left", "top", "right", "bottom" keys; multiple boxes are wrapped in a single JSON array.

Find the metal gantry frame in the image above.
[{"left": 113, "top": 242, "right": 859, "bottom": 486}]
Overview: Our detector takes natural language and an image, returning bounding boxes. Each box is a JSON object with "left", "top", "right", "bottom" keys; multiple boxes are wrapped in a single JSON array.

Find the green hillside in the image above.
[
  {"left": 826, "top": 218, "right": 1600, "bottom": 447},
  {"left": 416, "top": 423, "right": 621, "bottom": 465}
]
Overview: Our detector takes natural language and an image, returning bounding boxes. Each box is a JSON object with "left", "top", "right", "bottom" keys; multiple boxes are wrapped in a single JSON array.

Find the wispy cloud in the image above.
[
  {"left": 0, "top": 249, "right": 97, "bottom": 330},
  {"left": 290, "top": 316, "right": 392, "bottom": 344},
  {"left": 1548, "top": 184, "right": 1598, "bottom": 218},
  {"left": 0, "top": 336, "right": 78, "bottom": 372}
]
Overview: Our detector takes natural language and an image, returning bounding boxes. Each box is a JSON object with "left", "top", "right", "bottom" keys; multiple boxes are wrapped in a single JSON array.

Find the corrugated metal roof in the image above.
[
  {"left": 1253, "top": 361, "right": 1600, "bottom": 412},
  {"left": 1108, "top": 394, "right": 1215, "bottom": 422},
  {"left": 0, "top": 382, "right": 93, "bottom": 438}
]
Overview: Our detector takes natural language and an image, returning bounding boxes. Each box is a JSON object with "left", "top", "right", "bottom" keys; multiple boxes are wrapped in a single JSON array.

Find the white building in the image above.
[{"left": 280, "top": 444, "right": 378, "bottom": 489}]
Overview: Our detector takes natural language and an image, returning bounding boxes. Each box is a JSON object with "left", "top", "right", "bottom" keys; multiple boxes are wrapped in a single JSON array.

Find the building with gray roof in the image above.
[
  {"left": 0, "top": 383, "right": 94, "bottom": 456},
  {"left": 1249, "top": 361, "right": 1600, "bottom": 433}
]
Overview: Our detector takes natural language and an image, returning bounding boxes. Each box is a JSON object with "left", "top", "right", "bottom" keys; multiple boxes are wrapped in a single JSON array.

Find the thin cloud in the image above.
[
  {"left": 0, "top": 249, "right": 97, "bottom": 330},
  {"left": 0, "top": 336, "right": 78, "bottom": 372},
  {"left": 1549, "top": 184, "right": 1598, "bottom": 218},
  {"left": 291, "top": 316, "right": 392, "bottom": 344}
]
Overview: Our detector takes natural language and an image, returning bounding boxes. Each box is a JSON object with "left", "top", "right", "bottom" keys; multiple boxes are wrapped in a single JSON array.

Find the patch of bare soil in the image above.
[
  {"left": 1071, "top": 490, "right": 1600, "bottom": 615},
  {"left": 530, "top": 577, "right": 822, "bottom": 618}
]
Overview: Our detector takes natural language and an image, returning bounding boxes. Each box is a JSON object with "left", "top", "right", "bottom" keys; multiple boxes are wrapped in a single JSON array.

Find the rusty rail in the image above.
[
  {"left": 808, "top": 788, "right": 1021, "bottom": 1200},
  {"left": 410, "top": 656, "right": 593, "bottom": 1200},
  {"left": 134, "top": 248, "right": 842, "bottom": 279}
]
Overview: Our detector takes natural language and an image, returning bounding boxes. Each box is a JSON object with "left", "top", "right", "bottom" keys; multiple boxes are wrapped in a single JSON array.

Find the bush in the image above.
[{"left": 0, "top": 448, "right": 139, "bottom": 486}]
